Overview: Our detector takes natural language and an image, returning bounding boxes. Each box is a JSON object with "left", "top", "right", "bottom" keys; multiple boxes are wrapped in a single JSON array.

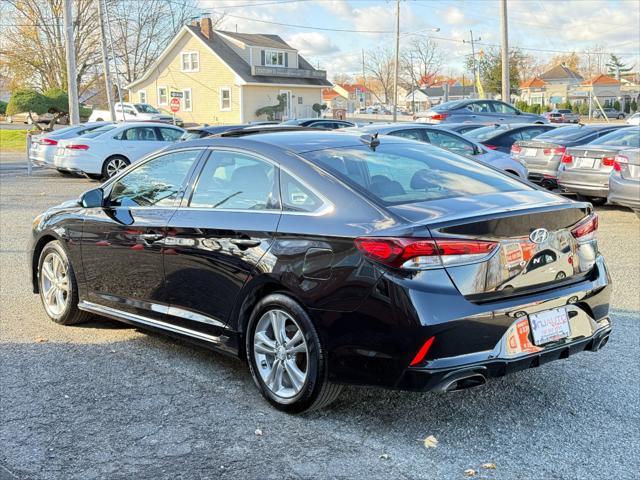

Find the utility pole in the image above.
[
  {"left": 103, "top": 0, "right": 125, "bottom": 122},
  {"left": 464, "top": 30, "right": 481, "bottom": 98},
  {"left": 97, "top": 0, "right": 115, "bottom": 120},
  {"left": 63, "top": 0, "right": 80, "bottom": 124},
  {"left": 361, "top": 49, "right": 367, "bottom": 106},
  {"left": 392, "top": 0, "right": 400, "bottom": 122},
  {"left": 500, "top": 0, "right": 510, "bottom": 103}
]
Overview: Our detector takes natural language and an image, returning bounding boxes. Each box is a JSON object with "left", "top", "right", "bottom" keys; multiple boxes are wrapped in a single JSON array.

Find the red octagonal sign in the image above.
[{"left": 170, "top": 97, "right": 180, "bottom": 113}]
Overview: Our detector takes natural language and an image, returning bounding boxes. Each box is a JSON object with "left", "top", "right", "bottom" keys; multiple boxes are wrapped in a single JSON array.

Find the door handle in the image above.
[{"left": 230, "top": 239, "right": 261, "bottom": 248}]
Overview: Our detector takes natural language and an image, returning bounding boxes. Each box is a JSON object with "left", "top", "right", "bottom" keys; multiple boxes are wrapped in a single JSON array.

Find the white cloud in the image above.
[
  {"left": 287, "top": 32, "right": 340, "bottom": 56},
  {"left": 443, "top": 7, "right": 466, "bottom": 25}
]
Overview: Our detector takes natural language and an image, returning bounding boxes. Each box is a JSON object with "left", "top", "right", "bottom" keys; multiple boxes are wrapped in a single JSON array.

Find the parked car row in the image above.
[{"left": 415, "top": 99, "right": 549, "bottom": 125}]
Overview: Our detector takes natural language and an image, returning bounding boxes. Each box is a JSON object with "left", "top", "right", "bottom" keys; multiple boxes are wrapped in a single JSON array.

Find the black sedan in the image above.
[
  {"left": 464, "top": 123, "right": 558, "bottom": 153},
  {"left": 281, "top": 118, "right": 355, "bottom": 129},
  {"left": 180, "top": 124, "right": 249, "bottom": 141},
  {"left": 29, "top": 130, "right": 612, "bottom": 413}
]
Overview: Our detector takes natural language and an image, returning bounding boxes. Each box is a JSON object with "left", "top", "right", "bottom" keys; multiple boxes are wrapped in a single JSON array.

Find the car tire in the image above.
[
  {"left": 37, "top": 240, "right": 91, "bottom": 325},
  {"left": 246, "top": 293, "right": 342, "bottom": 413},
  {"left": 101, "top": 155, "right": 130, "bottom": 179},
  {"left": 555, "top": 271, "right": 566, "bottom": 280},
  {"left": 617, "top": 115, "right": 624, "bottom": 120},
  {"left": 95, "top": 118, "right": 104, "bottom": 122}
]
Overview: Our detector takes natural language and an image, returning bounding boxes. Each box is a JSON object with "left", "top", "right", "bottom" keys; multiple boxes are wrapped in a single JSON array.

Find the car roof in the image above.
[
  {"left": 111, "top": 122, "right": 184, "bottom": 129},
  {"left": 169, "top": 129, "right": 412, "bottom": 154},
  {"left": 187, "top": 124, "right": 248, "bottom": 133}
]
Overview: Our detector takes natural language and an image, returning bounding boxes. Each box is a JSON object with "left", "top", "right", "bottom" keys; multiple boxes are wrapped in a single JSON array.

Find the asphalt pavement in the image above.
[{"left": 1, "top": 160, "right": 639, "bottom": 480}]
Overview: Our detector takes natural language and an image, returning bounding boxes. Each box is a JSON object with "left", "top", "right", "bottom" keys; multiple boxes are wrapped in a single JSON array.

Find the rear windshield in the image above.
[
  {"left": 590, "top": 128, "right": 640, "bottom": 147},
  {"left": 465, "top": 125, "right": 509, "bottom": 141},
  {"left": 534, "top": 126, "right": 599, "bottom": 142},
  {"left": 301, "top": 143, "right": 530, "bottom": 205},
  {"left": 80, "top": 125, "right": 117, "bottom": 138},
  {"left": 49, "top": 125, "right": 83, "bottom": 137},
  {"left": 432, "top": 100, "right": 469, "bottom": 112},
  {"left": 180, "top": 130, "right": 206, "bottom": 141}
]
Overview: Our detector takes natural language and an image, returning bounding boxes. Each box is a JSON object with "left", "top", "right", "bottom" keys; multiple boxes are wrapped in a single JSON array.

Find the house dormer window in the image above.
[
  {"left": 181, "top": 52, "right": 199, "bottom": 72},
  {"left": 262, "top": 50, "right": 288, "bottom": 67}
]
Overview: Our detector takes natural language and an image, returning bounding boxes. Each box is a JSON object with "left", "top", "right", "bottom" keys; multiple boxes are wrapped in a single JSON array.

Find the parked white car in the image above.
[
  {"left": 89, "top": 102, "right": 183, "bottom": 126},
  {"left": 627, "top": 112, "right": 640, "bottom": 126},
  {"left": 29, "top": 122, "right": 112, "bottom": 172},
  {"left": 53, "top": 122, "right": 184, "bottom": 179}
]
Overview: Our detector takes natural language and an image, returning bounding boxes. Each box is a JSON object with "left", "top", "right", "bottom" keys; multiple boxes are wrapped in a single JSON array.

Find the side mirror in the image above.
[
  {"left": 515, "top": 110, "right": 522, "bottom": 115},
  {"left": 80, "top": 188, "right": 104, "bottom": 208}
]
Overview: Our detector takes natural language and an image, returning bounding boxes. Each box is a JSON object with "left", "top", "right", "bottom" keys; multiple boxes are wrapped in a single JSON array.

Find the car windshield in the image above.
[
  {"left": 80, "top": 125, "right": 117, "bottom": 138},
  {"left": 590, "top": 128, "right": 640, "bottom": 147},
  {"left": 301, "top": 143, "right": 530, "bottom": 206},
  {"left": 534, "top": 126, "right": 599, "bottom": 142},
  {"left": 432, "top": 100, "right": 469, "bottom": 112},
  {"left": 465, "top": 125, "right": 509, "bottom": 141},
  {"left": 134, "top": 104, "right": 160, "bottom": 114}
]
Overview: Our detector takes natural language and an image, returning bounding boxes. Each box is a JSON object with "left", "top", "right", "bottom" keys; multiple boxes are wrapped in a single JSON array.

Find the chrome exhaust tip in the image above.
[{"left": 436, "top": 373, "right": 487, "bottom": 393}]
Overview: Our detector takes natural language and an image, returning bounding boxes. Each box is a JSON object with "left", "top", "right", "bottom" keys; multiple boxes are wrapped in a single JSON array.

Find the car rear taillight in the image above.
[
  {"left": 571, "top": 213, "right": 598, "bottom": 241},
  {"left": 429, "top": 113, "right": 449, "bottom": 121},
  {"left": 543, "top": 146, "right": 565, "bottom": 156},
  {"left": 39, "top": 138, "right": 58, "bottom": 146},
  {"left": 511, "top": 144, "right": 522, "bottom": 154},
  {"left": 484, "top": 144, "right": 497, "bottom": 150},
  {"left": 613, "top": 154, "right": 629, "bottom": 172},
  {"left": 409, "top": 336, "right": 435, "bottom": 366},
  {"left": 561, "top": 151, "right": 573, "bottom": 164},
  {"left": 601, "top": 156, "right": 615, "bottom": 167},
  {"left": 66, "top": 144, "right": 89, "bottom": 150},
  {"left": 354, "top": 237, "right": 498, "bottom": 270}
]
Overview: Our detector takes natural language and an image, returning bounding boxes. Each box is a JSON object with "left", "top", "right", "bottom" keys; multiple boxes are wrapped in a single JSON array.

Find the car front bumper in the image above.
[{"left": 608, "top": 174, "right": 640, "bottom": 209}]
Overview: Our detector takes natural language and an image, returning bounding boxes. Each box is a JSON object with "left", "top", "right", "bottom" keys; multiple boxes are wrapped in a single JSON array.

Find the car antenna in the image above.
[{"left": 360, "top": 133, "right": 380, "bottom": 151}]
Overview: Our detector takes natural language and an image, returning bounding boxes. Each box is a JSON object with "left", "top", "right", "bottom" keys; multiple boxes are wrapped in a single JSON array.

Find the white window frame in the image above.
[
  {"left": 158, "top": 86, "right": 168, "bottom": 105},
  {"left": 139, "top": 90, "right": 147, "bottom": 104},
  {"left": 220, "top": 87, "right": 231, "bottom": 112},
  {"left": 265, "top": 50, "right": 285, "bottom": 67},
  {"left": 181, "top": 51, "right": 200, "bottom": 72},
  {"left": 182, "top": 88, "right": 192, "bottom": 112}
]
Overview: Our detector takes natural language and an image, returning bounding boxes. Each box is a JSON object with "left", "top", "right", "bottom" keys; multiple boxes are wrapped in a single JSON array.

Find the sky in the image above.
[{"left": 198, "top": 0, "right": 640, "bottom": 80}]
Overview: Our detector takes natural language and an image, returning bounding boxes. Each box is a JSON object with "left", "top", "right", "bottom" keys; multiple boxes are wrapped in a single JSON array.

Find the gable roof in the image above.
[
  {"left": 338, "top": 83, "right": 367, "bottom": 94},
  {"left": 127, "top": 26, "right": 331, "bottom": 89},
  {"left": 581, "top": 74, "right": 620, "bottom": 86},
  {"left": 540, "top": 64, "right": 584, "bottom": 82},
  {"left": 520, "top": 77, "right": 547, "bottom": 88},
  {"left": 322, "top": 89, "right": 342, "bottom": 101},
  {"left": 216, "top": 30, "right": 292, "bottom": 50}
]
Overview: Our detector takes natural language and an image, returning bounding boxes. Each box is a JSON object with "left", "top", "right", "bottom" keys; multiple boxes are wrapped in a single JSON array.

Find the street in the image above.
[{"left": 1, "top": 158, "right": 639, "bottom": 480}]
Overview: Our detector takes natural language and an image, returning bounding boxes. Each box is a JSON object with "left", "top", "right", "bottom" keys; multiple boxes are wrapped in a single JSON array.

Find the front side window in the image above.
[
  {"left": 190, "top": 151, "right": 278, "bottom": 210},
  {"left": 108, "top": 150, "right": 200, "bottom": 207},
  {"left": 425, "top": 130, "right": 476, "bottom": 156},
  {"left": 302, "top": 143, "right": 530, "bottom": 206},
  {"left": 466, "top": 101, "right": 493, "bottom": 113},
  {"left": 122, "top": 127, "right": 158, "bottom": 141},
  {"left": 220, "top": 88, "right": 231, "bottom": 111},
  {"left": 390, "top": 129, "right": 425, "bottom": 141},
  {"left": 158, "top": 128, "right": 183, "bottom": 142},
  {"left": 158, "top": 87, "right": 168, "bottom": 105}
]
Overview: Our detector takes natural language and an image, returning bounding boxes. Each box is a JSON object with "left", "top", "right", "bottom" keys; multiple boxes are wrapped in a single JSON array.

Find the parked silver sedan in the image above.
[
  {"left": 557, "top": 127, "right": 640, "bottom": 201},
  {"left": 608, "top": 148, "right": 640, "bottom": 213},
  {"left": 415, "top": 99, "right": 547, "bottom": 125},
  {"left": 29, "top": 122, "right": 112, "bottom": 172},
  {"left": 350, "top": 123, "right": 528, "bottom": 177}
]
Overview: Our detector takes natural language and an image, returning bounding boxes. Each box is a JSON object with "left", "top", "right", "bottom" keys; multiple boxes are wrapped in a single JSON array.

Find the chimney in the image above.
[
  {"left": 200, "top": 13, "right": 213, "bottom": 39},
  {"left": 190, "top": 17, "right": 199, "bottom": 27}
]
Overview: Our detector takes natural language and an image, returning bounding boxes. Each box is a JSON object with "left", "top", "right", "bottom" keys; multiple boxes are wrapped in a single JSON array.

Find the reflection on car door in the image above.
[
  {"left": 162, "top": 149, "right": 281, "bottom": 335},
  {"left": 80, "top": 149, "right": 203, "bottom": 318}
]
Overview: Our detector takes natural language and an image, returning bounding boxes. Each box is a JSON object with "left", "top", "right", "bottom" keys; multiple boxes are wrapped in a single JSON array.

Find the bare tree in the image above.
[
  {"left": 0, "top": 0, "right": 101, "bottom": 97},
  {"left": 331, "top": 72, "right": 353, "bottom": 85},
  {"left": 364, "top": 47, "right": 394, "bottom": 104},
  {"left": 401, "top": 38, "right": 442, "bottom": 88}
]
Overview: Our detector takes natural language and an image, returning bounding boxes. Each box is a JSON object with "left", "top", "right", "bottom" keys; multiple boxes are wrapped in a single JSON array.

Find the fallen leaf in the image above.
[
  {"left": 463, "top": 469, "right": 477, "bottom": 477},
  {"left": 35, "top": 337, "right": 48, "bottom": 343},
  {"left": 422, "top": 435, "right": 439, "bottom": 448},
  {"left": 379, "top": 453, "right": 390, "bottom": 460},
  {"left": 254, "top": 428, "right": 263, "bottom": 436},
  {"left": 481, "top": 463, "right": 497, "bottom": 470}
]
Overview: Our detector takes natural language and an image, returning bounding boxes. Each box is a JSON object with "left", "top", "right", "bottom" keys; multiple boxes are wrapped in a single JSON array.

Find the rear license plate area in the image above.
[
  {"left": 577, "top": 157, "right": 596, "bottom": 169},
  {"left": 524, "top": 148, "right": 537, "bottom": 157},
  {"left": 529, "top": 308, "right": 571, "bottom": 346}
]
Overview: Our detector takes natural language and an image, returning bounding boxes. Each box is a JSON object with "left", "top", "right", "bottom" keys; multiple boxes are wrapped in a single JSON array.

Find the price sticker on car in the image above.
[{"left": 528, "top": 308, "right": 571, "bottom": 346}]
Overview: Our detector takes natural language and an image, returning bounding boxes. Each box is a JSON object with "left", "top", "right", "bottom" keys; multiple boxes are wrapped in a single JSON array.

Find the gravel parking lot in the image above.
[{"left": 1, "top": 157, "right": 639, "bottom": 480}]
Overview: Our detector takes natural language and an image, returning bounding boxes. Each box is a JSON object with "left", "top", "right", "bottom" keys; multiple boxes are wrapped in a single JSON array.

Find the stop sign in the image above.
[{"left": 170, "top": 97, "right": 180, "bottom": 113}]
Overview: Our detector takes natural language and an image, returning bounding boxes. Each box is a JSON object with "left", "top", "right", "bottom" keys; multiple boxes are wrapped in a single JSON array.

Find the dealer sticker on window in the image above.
[{"left": 528, "top": 308, "right": 571, "bottom": 346}]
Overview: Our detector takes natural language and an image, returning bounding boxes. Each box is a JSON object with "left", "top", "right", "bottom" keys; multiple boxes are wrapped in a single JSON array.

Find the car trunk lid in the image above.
[
  {"left": 564, "top": 145, "right": 623, "bottom": 171},
  {"left": 388, "top": 192, "right": 596, "bottom": 300},
  {"left": 514, "top": 140, "right": 565, "bottom": 165}
]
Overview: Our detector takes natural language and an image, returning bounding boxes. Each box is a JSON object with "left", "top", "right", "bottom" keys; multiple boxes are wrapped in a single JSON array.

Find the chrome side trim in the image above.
[
  {"left": 78, "top": 301, "right": 221, "bottom": 344},
  {"left": 166, "top": 305, "right": 226, "bottom": 328}
]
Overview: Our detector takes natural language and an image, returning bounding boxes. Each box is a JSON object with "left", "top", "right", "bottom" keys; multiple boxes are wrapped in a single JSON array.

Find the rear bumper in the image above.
[
  {"left": 608, "top": 175, "right": 640, "bottom": 209},
  {"left": 558, "top": 169, "right": 610, "bottom": 198},
  {"left": 54, "top": 153, "right": 102, "bottom": 174}
]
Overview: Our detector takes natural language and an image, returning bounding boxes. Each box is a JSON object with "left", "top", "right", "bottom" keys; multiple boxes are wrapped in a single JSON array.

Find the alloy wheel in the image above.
[
  {"left": 40, "top": 251, "right": 69, "bottom": 317},
  {"left": 106, "top": 158, "right": 128, "bottom": 177},
  {"left": 253, "top": 309, "right": 309, "bottom": 399}
]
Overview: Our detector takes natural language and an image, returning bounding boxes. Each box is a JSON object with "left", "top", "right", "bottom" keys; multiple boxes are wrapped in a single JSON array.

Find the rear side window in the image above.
[
  {"left": 424, "top": 130, "right": 476, "bottom": 156},
  {"left": 281, "top": 171, "right": 323, "bottom": 213},
  {"left": 466, "top": 125, "right": 508, "bottom": 142},
  {"left": 389, "top": 129, "right": 425, "bottom": 141},
  {"left": 302, "top": 144, "right": 530, "bottom": 205},
  {"left": 158, "top": 127, "right": 183, "bottom": 142},
  {"left": 122, "top": 127, "right": 158, "bottom": 141},
  {"left": 189, "top": 151, "right": 278, "bottom": 210}
]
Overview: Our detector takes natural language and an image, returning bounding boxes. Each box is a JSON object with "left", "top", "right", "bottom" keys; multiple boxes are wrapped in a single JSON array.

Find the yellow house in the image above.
[{"left": 126, "top": 17, "right": 332, "bottom": 125}]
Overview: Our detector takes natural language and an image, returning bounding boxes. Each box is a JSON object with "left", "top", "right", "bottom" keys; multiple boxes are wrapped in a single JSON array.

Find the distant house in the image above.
[
  {"left": 519, "top": 64, "right": 583, "bottom": 107},
  {"left": 404, "top": 85, "right": 474, "bottom": 112},
  {"left": 568, "top": 74, "right": 622, "bottom": 107},
  {"left": 126, "top": 16, "right": 331, "bottom": 124},
  {"left": 322, "top": 88, "right": 347, "bottom": 110}
]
